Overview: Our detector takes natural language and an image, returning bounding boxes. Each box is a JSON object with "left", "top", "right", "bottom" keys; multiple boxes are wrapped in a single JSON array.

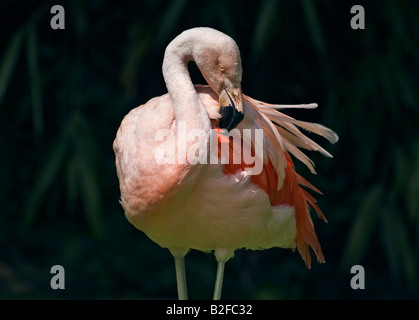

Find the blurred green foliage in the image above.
[{"left": 1, "top": 0, "right": 418, "bottom": 299}]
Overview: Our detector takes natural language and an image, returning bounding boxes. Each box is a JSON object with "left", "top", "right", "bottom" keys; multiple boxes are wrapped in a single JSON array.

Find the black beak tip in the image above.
[{"left": 218, "top": 106, "right": 244, "bottom": 131}]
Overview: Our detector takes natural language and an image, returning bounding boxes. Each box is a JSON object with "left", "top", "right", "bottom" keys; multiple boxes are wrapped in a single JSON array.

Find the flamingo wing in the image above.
[{"left": 205, "top": 87, "right": 338, "bottom": 268}]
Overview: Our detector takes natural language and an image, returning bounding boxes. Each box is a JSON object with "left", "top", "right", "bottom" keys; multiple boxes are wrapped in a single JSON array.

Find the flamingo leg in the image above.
[
  {"left": 169, "top": 248, "right": 189, "bottom": 300},
  {"left": 213, "top": 260, "right": 225, "bottom": 300},
  {"left": 174, "top": 256, "right": 188, "bottom": 300},
  {"left": 213, "top": 249, "right": 233, "bottom": 300}
]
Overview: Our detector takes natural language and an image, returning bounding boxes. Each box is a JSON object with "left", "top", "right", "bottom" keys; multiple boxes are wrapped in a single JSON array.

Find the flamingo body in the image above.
[{"left": 113, "top": 28, "right": 338, "bottom": 299}]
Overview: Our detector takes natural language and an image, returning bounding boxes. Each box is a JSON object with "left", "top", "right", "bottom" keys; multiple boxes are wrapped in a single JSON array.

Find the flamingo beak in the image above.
[{"left": 218, "top": 87, "right": 244, "bottom": 131}]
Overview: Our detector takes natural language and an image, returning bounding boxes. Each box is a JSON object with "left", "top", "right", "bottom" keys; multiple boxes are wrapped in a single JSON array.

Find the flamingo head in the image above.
[{"left": 193, "top": 29, "right": 244, "bottom": 130}]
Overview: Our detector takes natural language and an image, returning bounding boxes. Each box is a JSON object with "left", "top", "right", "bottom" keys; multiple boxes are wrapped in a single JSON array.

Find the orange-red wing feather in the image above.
[{"left": 215, "top": 127, "right": 326, "bottom": 268}]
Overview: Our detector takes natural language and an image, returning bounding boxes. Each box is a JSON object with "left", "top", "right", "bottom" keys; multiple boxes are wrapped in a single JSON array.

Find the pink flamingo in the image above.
[{"left": 113, "top": 27, "right": 338, "bottom": 300}]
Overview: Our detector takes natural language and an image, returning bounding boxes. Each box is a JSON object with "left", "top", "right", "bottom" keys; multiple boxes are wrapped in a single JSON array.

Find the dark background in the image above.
[{"left": 1, "top": 0, "right": 418, "bottom": 299}]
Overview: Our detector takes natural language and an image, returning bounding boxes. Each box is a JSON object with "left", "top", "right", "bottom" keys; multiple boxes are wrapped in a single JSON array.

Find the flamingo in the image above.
[{"left": 113, "top": 27, "right": 338, "bottom": 300}]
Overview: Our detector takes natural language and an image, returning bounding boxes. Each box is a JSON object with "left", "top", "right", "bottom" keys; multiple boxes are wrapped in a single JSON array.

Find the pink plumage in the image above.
[{"left": 113, "top": 28, "right": 338, "bottom": 299}]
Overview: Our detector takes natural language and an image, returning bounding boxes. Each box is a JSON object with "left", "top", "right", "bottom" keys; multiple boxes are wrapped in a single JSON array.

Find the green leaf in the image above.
[
  {"left": 155, "top": 0, "right": 190, "bottom": 46},
  {"left": 23, "top": 128, "right": 70, "bottom": 227},
  {"left": 301, "top": 0, "right": 326, "bottom": 58},
  {"left": 78, "top": 148, "right": 104, "bottom": 239},
  {"left": 388, "top": 49, "right": 417, "bottom": 110},
  {"left": 378, "top": 59, "right": 398, "bottom": 119},
  {"left": 217, "top": 1, "right": 235, "bottom": 37},
  {"left": 341, "top": 185, "right": 382, "bottom": 269},
  {"left": 381, "top": 205, "right": 418, "bottom": 288},
  {"left": 65, "top": 154, "right": 79, "bottom": 214},
  {"left": 26, "top": 23, "right": 44, "bottom": 141},
  {"left": 0, "top": 28, "right": 24, "bottom": 108},
  {"left": 393, "top": 149, "right": 406, "bottom": 194},
  {"left": 407, "top": 141, "right": 419, "bottom": 224},
  {"left": 251, "top": 0, "right": 280, "bottom": 59},
  {"left": 71, "top": 113, "right": 104, "bottom": 238}
]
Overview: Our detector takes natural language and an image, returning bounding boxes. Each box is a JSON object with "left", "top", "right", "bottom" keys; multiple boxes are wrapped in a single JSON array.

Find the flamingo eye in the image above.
[{"left": 219, "top": 66, "right": 225, "bottom": 72}]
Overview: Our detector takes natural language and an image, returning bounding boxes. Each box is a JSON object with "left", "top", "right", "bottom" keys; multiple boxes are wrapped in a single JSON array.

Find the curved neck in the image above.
[{"left": 162, "top": 42, "right": 210, "bottom": 131}]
